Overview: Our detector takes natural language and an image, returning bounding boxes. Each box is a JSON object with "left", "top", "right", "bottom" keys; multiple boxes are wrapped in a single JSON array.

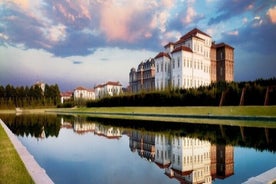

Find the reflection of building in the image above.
[
  {"left": 94, "top": 124, "right": 122, "bottom": 139},
  {"left": 129, "top": 131, "right": 155, "bottom": 161},
  {"left": 73, "top": 122, "right": 95, "bottom": 134},
  {"left": 211, "top": 145, "right": 234, "bottom": 179},
  {"left": 162, "top": 136, "right": 212, "bottom": 184},
  {"left": 129, "top": 131, "right": 234, "bottom": 184}
]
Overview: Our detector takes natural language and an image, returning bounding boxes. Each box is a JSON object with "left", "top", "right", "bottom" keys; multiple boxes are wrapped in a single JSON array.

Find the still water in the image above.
[{"left": 1, "top": 114, "right": 276, "bottom": 184}]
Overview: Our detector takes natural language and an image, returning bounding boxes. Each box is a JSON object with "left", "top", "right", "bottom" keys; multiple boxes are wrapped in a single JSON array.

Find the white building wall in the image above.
[
  {"left": 170, "top": 137, "right": 211, "bottom": 183},
  {"left": 155, "top": 134, "right": 171, "bottom": 166},
  {"left": 170, "top": 33, "right": 212, "bottom": 89},
  {"left": 155, "top": 56, "right": 171, "bottom": 90}
]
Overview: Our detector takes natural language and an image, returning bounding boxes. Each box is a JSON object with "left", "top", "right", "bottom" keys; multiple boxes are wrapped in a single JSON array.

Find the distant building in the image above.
[
  {"left": 94, "top": 81, "right": 123, "bottom": 99},
  {"left": 33, "top": 81, "right": 45, "bottom": 94},
  {"left": 129, "top": 28, "right": 234, "bottom": 92},
  {"left": 73, "top": 86, "right": 95, "bottom": 100},
  {"left": 129, "top": 58, "right": 155, "bottom": 93},
  {"left": 60, "top": 91, "right": 73, "bottom": 104}
]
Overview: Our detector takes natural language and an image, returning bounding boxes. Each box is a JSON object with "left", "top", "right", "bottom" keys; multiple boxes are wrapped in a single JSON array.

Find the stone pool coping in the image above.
[
  {"left": 242, "top": 167, "right": 276, "bottom": 184},
  {"left": 0, "top": 119, "right": 54, "bottom": 184}
]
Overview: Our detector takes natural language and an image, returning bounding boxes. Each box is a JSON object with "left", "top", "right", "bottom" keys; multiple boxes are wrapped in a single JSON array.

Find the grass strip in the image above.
[
  {"left": 50, "top": 106, "right": 276, "bottom": 128},
  {"left": 65, "top": 106, "right": 276, "bottom": 117},
  {"left": 0, "top": 123, "right": 34, "bottom": 184}
]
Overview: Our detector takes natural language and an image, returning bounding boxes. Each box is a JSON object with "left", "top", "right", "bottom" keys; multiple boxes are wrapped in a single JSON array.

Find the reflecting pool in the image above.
[{"left": 1, "top": 114, "right": 276, "bottom": 184}]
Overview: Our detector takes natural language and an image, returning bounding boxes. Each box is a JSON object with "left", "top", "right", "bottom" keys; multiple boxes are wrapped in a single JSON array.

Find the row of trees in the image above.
[
  {"left": 0, "top": 84, "right": 60, "bottom": 109},
  {"left": 86, "top": 78, "right": 276, "bottom": 107}
]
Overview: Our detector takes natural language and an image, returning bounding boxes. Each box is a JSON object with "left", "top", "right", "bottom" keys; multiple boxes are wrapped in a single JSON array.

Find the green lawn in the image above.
[
  {"left": 68, "top": 106, "right": 276, "bottom": 116},
  {"left": 50, "top": 106, "right": 276, "bottom": 128},
  {"left": 0, "top": 125, "right": 34, "bottom": 184}
]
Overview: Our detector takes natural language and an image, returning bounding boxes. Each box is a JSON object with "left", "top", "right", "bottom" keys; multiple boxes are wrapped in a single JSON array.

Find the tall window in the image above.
[
  {"left": 173, "top": 59, "right": 175, "bottom": 69},
  {"left": 157, "top": 64, "right": 159, "bottom": 73},
  {"left": 177, "top": 57, "right": 180, "bottom": 68}
]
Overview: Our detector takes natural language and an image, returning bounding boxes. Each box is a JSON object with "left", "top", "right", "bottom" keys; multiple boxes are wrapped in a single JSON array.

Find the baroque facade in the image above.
[
  {"left": 129, "top": 28, "right": 234, "bottom": 92},
  {"left": 129, "top": 58, "right": 155, "bottom": 93}
]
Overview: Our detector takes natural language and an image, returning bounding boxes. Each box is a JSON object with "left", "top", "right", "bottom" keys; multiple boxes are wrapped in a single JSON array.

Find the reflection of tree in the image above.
[
  {"left": 1, "top": 114, "right": 61, "bottom": 138},
  {"left": 84, "top": 116, "right": 276, "bottom": 152}
]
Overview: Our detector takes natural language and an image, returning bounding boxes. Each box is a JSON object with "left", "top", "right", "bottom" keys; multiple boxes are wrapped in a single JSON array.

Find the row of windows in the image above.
[
  {"left": 172, "top": 151, "right": 210, "bottom": 166},
  {"left": 171, "top": 77, "right": 210, "bottom": 88},
  {"left": 156, "top": 150, "right": 170, "bottom": 160},
  {"left": 192, "top": 43, "right": 210, "bottom": 58},
  {"left": 172, "top": 138, "right": 209, "bottom": 147},
  {"left": 156, "top": 59, "right": 210, "bottom": 74}
]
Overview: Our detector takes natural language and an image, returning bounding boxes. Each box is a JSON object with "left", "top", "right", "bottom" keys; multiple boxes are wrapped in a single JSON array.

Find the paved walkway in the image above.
[
  {"left": 242, "top": 167, "right": 276, "bottom": 184},
  {"left": 0, "top": 119, "right": 54, "bottom": 184}
]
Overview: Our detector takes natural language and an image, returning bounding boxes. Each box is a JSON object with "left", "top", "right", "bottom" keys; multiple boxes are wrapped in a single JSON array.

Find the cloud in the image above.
[
  {"left": 208, "top": 0, "right": 257, "bottom": 25},
  {"left": 267, "top": 6, "right": 276, "bottom": 23},
  {"left": 182, "top": 6, "right": 197, "bottom": 24},
  {"left": 43, "top": 24, "right": 67, "bottom": 43},
  {"left": 226, "top": 30, "right": 239, "bottom": 36}
]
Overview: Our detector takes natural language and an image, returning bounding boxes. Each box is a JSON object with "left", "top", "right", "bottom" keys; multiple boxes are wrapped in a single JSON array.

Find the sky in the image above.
[{"left": 0, "top": 0, "right": 276, "bottom": 91}]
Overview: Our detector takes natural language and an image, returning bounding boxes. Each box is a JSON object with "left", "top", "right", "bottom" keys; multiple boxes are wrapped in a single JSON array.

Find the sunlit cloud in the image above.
[
  {"left": 267, "top": 6, "right": 276, "bottom": 24},
  {"left": 226, "top": 30, "right": 239, "bottom": 36},
  {"left": 1, "top": 0, "right": 275, "bottom": 89}
]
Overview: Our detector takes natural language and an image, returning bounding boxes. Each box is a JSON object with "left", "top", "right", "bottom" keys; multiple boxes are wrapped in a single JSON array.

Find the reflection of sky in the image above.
[
  {"left": 18, "top": 129, "right": 178, "bottom": 184},
  {"left": 213, "top": 147, "right": 276, "bottom": 184},
  {"left": 18, "top": 127, "right": 276, "bottom": 184}
]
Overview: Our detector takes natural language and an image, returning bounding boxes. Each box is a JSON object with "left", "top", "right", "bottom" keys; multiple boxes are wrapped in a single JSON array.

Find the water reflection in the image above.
[
  {"left": 129, "top": 131, "right": 234, "bottom": 183},
  {"left": 1, "top": 114, "right": 275, "bottom": 184}
]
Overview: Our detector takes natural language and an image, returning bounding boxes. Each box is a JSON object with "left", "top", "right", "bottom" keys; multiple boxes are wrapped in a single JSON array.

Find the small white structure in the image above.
[
  {"left": 60, "top": 91, "right": 73, "bottom": 104},
  {"left": 94, "top": 81, "right": 122, "bottom": 99},
  {"left": 73, "top": 87, "right": 95, "bottom": 100}
]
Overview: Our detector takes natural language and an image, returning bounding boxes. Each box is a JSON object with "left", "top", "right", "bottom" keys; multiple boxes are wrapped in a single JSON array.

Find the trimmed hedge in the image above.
[{"left": 87, "top": 78, "right": 276, "bottom": 107}]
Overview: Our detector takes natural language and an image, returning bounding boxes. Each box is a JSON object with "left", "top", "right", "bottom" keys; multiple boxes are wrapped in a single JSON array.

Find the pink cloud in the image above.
[
  {"left": 182, "top": 6, "right": 197, "bottom": 24},
  {"left": 267, "top": 6, "right": 276, "bottom": 24},
  {"left": 100, "top": 3, "right": 133, "bottom": 42},
  {"left": 99, "top": 1, "right": 170, "bottom": 42}
]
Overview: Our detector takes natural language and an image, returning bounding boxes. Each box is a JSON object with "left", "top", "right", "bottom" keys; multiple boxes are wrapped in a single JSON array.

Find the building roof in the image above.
[
  {"left": 164, "top": 42, "right": 174, "bottom": 48},
  {"left": 95, "top": 81, "right": 122, "bottom": 88},
  {"left": 171, "top": 45, "right": 193, "bottom": 54},
  {"left": 181, "top": 28, "right": 210, "bottom": 39},
  {"left": 105, "top": 81, "right": 122, "bottom": 86},
  {"left": 214, "top": 42, "right": 234, "bottom": 49},
  {"left": 154, "top": 52, "right": 171, "bottom": 59},
  {"left": 75, "top": 86, "right": 87, "bottom": 90},
  {"left": 60, "top": 91, "right": 73, "bottom": 97}
]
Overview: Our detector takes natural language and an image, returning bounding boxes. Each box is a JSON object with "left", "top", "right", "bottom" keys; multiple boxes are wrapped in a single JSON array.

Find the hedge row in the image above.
[{"left": 86, "top": 79, "right": 276, "bottom": 107}]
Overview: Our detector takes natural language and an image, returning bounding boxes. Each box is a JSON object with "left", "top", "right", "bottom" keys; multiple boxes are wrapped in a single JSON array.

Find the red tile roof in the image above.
[
  {"left": 75, "top": 86, "right": 87, "bottom": 90},
  {"left": 213, "top": 42, "right": 234, "bottom": 49},
  {"left": 154, "top": 52, "right": 171, "bottom": 59},
  {"left": 181, "top": 28, "right": 210, "bottom": 40},
  {"left": 171, "top": 46, "right": 193, "bottom": 54},
  {"left": 105, "top": 81, "right": 122, "bottom": 86},
  {"left": 164, "top": 42, "right": 174, "bottom": 48},
  {"left": 60, "top": 91, "right": 73, "bottom": 97},
  {"left": 95, "top": 81, "right": 122, "bottom": 88}
]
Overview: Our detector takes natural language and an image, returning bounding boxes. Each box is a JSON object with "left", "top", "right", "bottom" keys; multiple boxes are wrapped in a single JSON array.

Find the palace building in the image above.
[{"left": 129, "top": 28, "right": 234, "bottom": 92}]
